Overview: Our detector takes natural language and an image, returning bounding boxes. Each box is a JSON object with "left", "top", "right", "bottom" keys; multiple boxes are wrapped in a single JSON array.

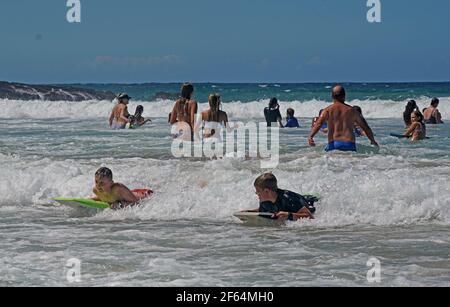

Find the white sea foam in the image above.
[
  {"left": 0, "top": 153, "right": 448, "bottom": 227},
  {"left": 1, "top": 97, "right": 448, "bottom": 119}
]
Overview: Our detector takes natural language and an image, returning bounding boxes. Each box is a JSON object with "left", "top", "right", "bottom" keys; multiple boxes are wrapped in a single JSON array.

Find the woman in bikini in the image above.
[
  {"left": 170, "top": 83, "right": 198, "bottom": 141},
  {"left": 109, "top": 93, "right": 132, "bottom": 129},
  {"left": 195, "top": 94, "right": 236, "bottom": 141}
]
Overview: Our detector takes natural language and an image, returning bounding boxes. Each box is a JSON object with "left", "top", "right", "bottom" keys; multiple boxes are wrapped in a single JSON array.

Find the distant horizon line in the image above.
[{"left": 2, "top": 80, "right": 450, "bottom": 85}]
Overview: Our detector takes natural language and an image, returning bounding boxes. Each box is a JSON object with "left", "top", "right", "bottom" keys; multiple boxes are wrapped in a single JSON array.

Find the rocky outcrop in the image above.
[
  {"left": 0, "top": 81, "right": 116, "bottom": 101},
  {"left": 152, "top": 92, "right": 180, "bottom": 101}
]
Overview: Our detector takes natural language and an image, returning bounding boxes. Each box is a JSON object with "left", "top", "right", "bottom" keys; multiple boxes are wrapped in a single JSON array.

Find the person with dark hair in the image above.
[
  {"left": 91, "top": 167, "right": 140, "bottom": 209},
  {"left": 284, "top": 108, "right": 300, "bottom": 128},
  {"left": 403, "top": 100, "right": 418, "bottom": 128},
  {"left": 249, "top": 173, "right": 317, "bottom": 220},
  {"left": 404, "top": 109, "right": 427, "bottom": 141},
  {"left": 309, "top": 85, "right": 378, "bottom": 152},
  {"left": 109, "top": 93, "right": 132, "bottom": 129},
  {"left": 424, "top": 98, "right": 444, "bottom": 124},
  {"left": 128, "top": 105, "right": 151, "bottom": 128},
  {"left": 264, "top": 98, "right": 284, "bottom": 128},
  {"left": 170, "top": 83, "right": 198, "bottom": 140}
]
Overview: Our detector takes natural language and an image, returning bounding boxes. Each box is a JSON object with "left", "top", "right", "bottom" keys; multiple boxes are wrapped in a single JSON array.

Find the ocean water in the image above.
[{"left": 0, "top": 83, "right": 449, "bottom": 287}]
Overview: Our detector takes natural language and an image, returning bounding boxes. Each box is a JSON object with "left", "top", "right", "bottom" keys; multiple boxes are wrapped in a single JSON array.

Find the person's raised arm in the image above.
[
  {"left": 355, "top": 113, "right": 379, "bottom": 147},
  {"left": 309, "top": 109, "right": 328, "bottom": 146}
]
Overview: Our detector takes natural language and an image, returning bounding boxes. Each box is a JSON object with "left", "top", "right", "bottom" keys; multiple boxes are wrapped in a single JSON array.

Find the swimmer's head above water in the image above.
[
  {"left": 431, "top": 98, "right": 440, "bottom": 108},
  {"left": 254, "top": 173, "right": 278, "bottom": 202},
  {"left": 286, "top": 108, "right": 295, "bottom": 118},
  {"left": 269, "top": 97, "right": 279, "bottom": 109},
  {"left": 117, "top": 93, "right": 131, "bottom": 104},
  {"left": 95, "top": 167, "right": 113, "bottom": 192},
  {"left": 332, "top": 85, "right": 346, "bottom": 103},
  {"left": 134, "top": 105, "right": 144, "bottom": 117}
]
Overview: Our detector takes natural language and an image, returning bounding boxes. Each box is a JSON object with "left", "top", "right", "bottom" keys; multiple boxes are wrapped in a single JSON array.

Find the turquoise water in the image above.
[
  {"left": 0, "top": 83, "right": 449, "bottom": 286},
  {"left": 76, "top": 82, "right": 450, "bottom": 103}
]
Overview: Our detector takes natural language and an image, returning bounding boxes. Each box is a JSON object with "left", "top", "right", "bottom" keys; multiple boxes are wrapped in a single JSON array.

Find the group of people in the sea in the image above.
[
  {"left": 163, "top": 84, "right": 379, "bottom": 152},
  {"left": 109, "top": 93, "right": 152, "bottom": 129},
  {"left": 99, "top": 84, "right": 445, "bottom": 217},
  {"left": 108, "top": 83, "right": 445, "bottom": 149},
  {"left": 401, "top": 98, "right": 444, "bottom": 141}
]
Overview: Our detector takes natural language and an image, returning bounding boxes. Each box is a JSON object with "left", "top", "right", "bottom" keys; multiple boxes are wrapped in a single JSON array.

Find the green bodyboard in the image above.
[{"left": 54, "top": 198, "right": 110, "bottom": 209}]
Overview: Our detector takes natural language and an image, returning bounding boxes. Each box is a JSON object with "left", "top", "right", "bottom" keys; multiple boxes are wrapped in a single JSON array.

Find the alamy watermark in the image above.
[
  {"left": 171, "top": 118, "right": 280, "bottom": 169},
  {"left": 366, "top": 257, "right": 382, "bottom": 283},
  {"left": 66, "top": 258, "right": 82, "bottom": 283},
  {"left": 66, "top": 0, "right": 81, "bottom": 23},
  {"left": 65, "top": 2, "right": 379, "bottom": 24},
  {"left": 367, "top": 0, "right": 382, "bottom": 23}
]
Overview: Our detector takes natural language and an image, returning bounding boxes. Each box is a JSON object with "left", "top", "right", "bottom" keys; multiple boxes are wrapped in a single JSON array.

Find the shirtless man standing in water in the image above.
[
  {"left": 308, "top": 85, "right": 379, "bottom": 152},
  {"left": 109, "top": 93, "right": 132, "bottom": 129}
]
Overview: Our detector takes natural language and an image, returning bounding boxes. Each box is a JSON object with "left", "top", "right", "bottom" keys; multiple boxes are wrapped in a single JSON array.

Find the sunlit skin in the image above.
[
  {"left": 253, "top": 186, "right": 314, "bottom": 220},
  {"left": 196, "top": 98, "right": 236, "bottom": 138},
  {"left": 92, "top": 175, "right": 139, "bottom": 209},
  {"left": 311, "top": 117, "right": 328, "bottom": 135},
  {"left": 170, "top": 94, "right": 198, "bottom": 129},
  {"left": 404, "top": 113, "right": 426, "bottom": 141},
  {"left": 109, "top": 98, "right": 131, "bottom": 127},
  {"left": 309, "top": 86, "right": 378, "bottom": 148},
  {"left": 424, "top": 103, "right": 443, "bottom": 124}
]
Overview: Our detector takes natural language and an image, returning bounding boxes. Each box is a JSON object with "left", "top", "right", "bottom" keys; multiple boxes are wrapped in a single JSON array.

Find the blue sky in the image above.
[{"left": 1, "top": 0, "right": 450, "bottom": 83}]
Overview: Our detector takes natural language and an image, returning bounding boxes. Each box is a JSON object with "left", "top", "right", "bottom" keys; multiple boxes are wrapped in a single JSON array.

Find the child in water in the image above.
[
  {"left": 284, "top": 108, "right": 300, "bottom": 128},
  {"left": 404, "top": 110, "right": 426, "bottom": 141},
  {"left": 128, "top": 105, "right": 151, "bottom": 128},
  {"left": 91, "top": 167, "right": 140, "bottom": 209},
  {"left": 249, "top": 173, "right": 318, "bottom": 220}
]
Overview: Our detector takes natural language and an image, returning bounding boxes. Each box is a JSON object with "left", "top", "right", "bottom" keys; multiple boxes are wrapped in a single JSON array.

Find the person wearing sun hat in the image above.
[{"left": 109, "top": 93, "right": 132, "bottom": 129}]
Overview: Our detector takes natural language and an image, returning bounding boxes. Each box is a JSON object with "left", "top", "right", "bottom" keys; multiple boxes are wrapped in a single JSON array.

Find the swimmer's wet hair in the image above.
[
  {"left": 181, "top": 83, "right": 194, "bottom": 100},
  {"left": 269, "top": 97, "right": 279, "bottom": 109},
  {"left": 254, "top": 173, "right": 278, "bottom": 192},
  {"left": 287, "top": 108, "right": 295, "bottom": 117},
  {"left": 431, "top": 98, "right": 439, "bottom": 106},
  {"left": 95, "top": 167, "right": 113, "bottom": 180},
  {"left": 135, "top": 105, "right": 144, "bottom": 115}
]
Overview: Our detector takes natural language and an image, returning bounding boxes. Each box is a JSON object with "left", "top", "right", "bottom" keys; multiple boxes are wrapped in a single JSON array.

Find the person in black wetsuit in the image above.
[
  {"left": 264, "top": 98, "right": 284, "bottom": 128},
  {"left": 252, "top": 173, "right": 318, "bottom": 220}
]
